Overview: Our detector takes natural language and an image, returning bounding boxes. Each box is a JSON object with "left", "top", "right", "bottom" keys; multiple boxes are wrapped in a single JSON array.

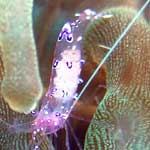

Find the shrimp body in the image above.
[
  {"left": 32, "top": 9, "right": 111, "bottom": 135},
  {"left": 8, "top": 9, "right": 111, "bottom": 139}
]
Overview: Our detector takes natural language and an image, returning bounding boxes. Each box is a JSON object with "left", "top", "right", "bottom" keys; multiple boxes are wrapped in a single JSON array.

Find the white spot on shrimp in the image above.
[{"left": 77, "top": 36, "right": 82, "bottom": 42}]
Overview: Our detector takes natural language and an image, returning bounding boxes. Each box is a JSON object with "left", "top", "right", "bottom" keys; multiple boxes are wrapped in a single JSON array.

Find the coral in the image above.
[
  {"left": 0, "top": 0, "right": 53, "bottom": 149},
  {"left": 0, "top": 0, "right": 43, "bottom": 114},
  {"left": 84, "top": 7, "right": 150, "bottom": 149}
]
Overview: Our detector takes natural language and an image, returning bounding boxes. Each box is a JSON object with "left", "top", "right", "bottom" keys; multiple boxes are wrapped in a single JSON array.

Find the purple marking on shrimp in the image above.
[
  {"left": 66, "top": 34, "right": 73, "bottom": 42},
  {"left": 78, "top": 78, "right": 84, "bottom": 84},
  {"left": 53, "top": 60, "right": 59, "bottom": 68},
  {"left": 58, "top": 22, "right": 74, "bottom": 43},
  {"left": 80, "top": 59, "right": 85, "bottom": 64},
  {"left": 58, "top": 30, "right": 68, "bottom": 41},
  {"left": 66, "top": 62, "right": 72, "bottom": 69},
  {"left": 62, "top": 90, "right": 68, "bottom": 98},
  {"left": 51, "top": 88, "right": 57, "bottom": 96}
]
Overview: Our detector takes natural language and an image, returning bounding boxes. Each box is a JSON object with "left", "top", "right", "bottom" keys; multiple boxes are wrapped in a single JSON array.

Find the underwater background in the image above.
[{"left": 0, "top": 0, "right": 150, "bottom": 149}]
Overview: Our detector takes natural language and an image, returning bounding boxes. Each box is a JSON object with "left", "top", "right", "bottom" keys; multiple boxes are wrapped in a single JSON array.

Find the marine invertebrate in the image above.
[{"left": 84, "top": 3, "right": 150, "bottom": 150}]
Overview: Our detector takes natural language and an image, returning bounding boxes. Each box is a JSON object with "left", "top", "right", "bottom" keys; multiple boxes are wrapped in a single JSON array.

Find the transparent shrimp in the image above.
[
  {"left": 31, "top": 9, "right": 112, "bottom": 135},
  {"left": 2, "top": 9, "right": 112, "bottom": 149}
]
